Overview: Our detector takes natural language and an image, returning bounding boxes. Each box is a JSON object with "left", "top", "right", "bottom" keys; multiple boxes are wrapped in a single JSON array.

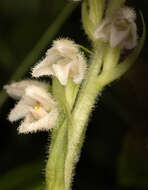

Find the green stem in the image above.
[
  {"left": 45, "top": 77, "right": 77, "bottom": 190},
  {"left": 46, "top": 120, "right": 68, "bottom": 190},
  {"left": 64, "top": 43, "right": 105, "bottom": 190},
  {"left": 0, "top": 3, "right": 77, "bottom": 109}
]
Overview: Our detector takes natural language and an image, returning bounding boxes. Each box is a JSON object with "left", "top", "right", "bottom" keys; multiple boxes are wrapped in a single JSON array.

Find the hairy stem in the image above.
[
  {"left": 64, "top": 43, "right": 105, "bottom": 190},
  {"left": 46, "top": 120, "right": 68, "bottom": 190}
]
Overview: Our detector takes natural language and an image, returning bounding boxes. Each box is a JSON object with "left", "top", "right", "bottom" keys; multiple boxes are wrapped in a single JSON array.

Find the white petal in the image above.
[
  {"left": 25, "top": 85, "right": 56, "bottom": 111},
  {"left": 18, "top": 109, "right": 58, "bottom": 133},
  {"left": 53, "top": 39, "right": 79, "bottom": 59},
  {"left": 52, "top": 63, "right": 72, "bottom": 85},
  {"left": 4, "top": 80, "right": 49, "bottom": 99},
  {"left": 32, "top": 49, "right": 59, "bottom": 77},
  {"left": 94, "top": 19, "right": 111, "bottom": 41},
  {"left": 8, "top": 99, "right": 30, "bottom": 122}
]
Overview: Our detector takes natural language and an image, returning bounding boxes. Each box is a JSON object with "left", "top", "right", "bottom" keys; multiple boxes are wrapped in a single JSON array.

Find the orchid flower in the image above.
[
  {"left": 4, "top": 80, "right": 58, "bottom": 133},
  {"left": 32, "top": 39, "right": 86, "bottom": 85},
  {"left": 94, "top": 6, "right": 138, "bottom": 49}
]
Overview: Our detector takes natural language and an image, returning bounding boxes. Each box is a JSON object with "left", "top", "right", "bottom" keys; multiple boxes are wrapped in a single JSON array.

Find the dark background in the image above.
[{"left": 0, "top": 0, "right": 148, "bottom": 189}]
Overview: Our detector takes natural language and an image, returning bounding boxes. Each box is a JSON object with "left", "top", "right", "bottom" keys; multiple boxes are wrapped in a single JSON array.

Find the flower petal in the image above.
[
  {"left": 52, "top": 63, "right": 72, "bottom": 85},
  {"left": 25, "top": 85, "right": 56, "bottom": 111},
  {"left": 4, "top": 80, "right": 49, "bottom": 99},
  {"left": 53, "top": 39, "right": 79, "bottom": 59},
  {"left": 32, "top": 49, "right": 59, "bottom": 77},
  {"left": 94, "top": 19, "right": 111, "bottom": 41},
  {"left": 18, "top": 109, "right": 58, "bottom": 133},
  {"left": 8, "top": 99, "right": 31, "bottom": 122}
]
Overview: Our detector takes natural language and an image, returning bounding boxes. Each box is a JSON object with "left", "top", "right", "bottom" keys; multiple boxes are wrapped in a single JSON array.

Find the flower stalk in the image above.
[{"left": 64, "top": 43, "right": 106, "bottom": 190}]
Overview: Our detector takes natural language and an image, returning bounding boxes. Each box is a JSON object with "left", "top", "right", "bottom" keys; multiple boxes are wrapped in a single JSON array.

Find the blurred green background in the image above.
[{"left": 0, "top": 0, "right": 148, "bottom": 189}]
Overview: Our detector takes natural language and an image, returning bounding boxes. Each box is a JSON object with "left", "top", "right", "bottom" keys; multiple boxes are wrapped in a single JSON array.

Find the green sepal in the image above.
[
  {"left": 52, "top": 77, "right": 71, "bottom": 119},
  {"left": 88, "top": 0, "right": 105, "bottom": 26},
  {"left": 81, "top": 1, "right": 94, "bottom": 41},
  {"left": 82, "top": 0, "right": 105, "bottom": 41},
  {"left": 65, "top": 78, "right": 79, "bottom": 110}
]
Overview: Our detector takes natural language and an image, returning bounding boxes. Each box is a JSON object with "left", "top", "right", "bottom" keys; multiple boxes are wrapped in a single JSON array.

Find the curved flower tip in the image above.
[
  {"left": 5, "top": 81, "right": 58, "bottom": 134},
  {"left": 94, "top": 6, "right": 138, "bottom": 50},
  {"left": 32, "top": 39, "right": 86, "bottom": 86},
  {"left": 4, "top": 80, "right": 48, "bottom": 100}
]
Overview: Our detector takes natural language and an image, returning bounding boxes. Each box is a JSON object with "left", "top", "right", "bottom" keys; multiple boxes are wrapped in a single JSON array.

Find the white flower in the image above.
[
  {"left": 94, "top": 6, "right": 138, "bottom": 49},
  {"left": 32, "top": 39, "right": 86, "bottom": 85},
  {"left": 4, "top": 80, "right": 58, "bottom": 134}
]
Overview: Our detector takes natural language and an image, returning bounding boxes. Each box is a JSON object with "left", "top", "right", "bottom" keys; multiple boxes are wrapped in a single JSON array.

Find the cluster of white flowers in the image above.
[
  {"left": 4, "top": 39, "right": 86, "bottom": 134},
  {"left": 94, "top": 6, "right": 137, "bottom": 49}
]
